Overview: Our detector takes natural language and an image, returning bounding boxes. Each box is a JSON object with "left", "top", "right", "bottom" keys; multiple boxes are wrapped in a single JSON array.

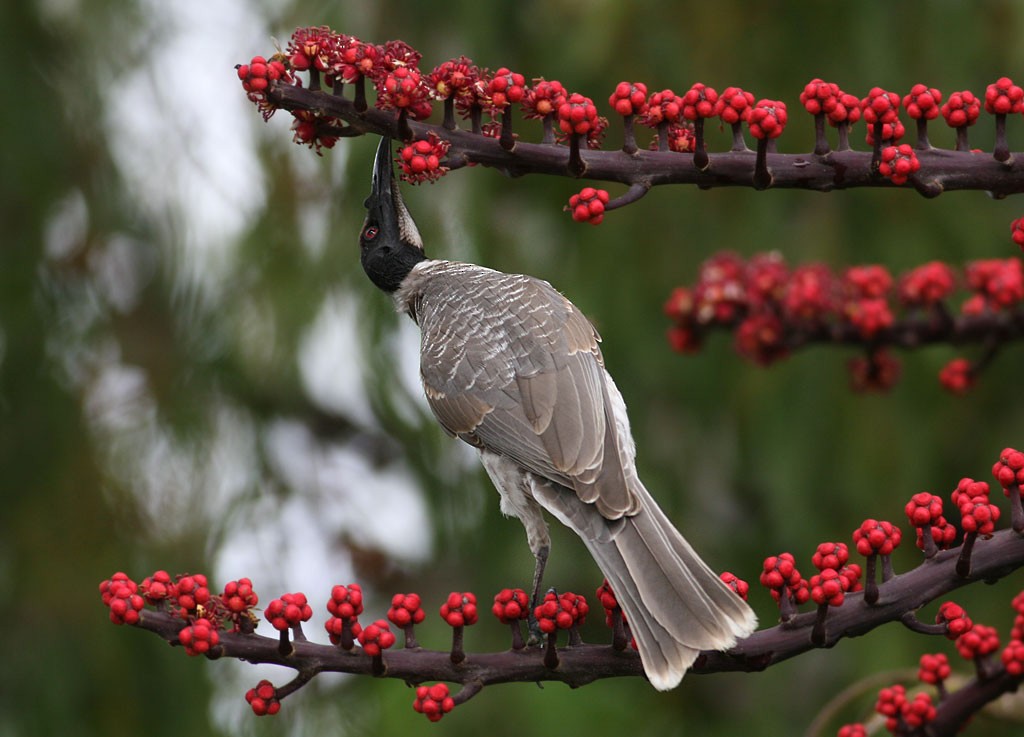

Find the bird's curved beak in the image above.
[
  {"left": 365, "top": 135, "right": 399, "bottom": 240},
  {"left": 364, "top": 135, "right": 423, "bottom": 251}
]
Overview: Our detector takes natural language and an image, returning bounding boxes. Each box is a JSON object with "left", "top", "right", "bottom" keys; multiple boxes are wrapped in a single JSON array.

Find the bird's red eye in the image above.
[{"left": 364, "top": 225, "right": 378, "bottom": 240}]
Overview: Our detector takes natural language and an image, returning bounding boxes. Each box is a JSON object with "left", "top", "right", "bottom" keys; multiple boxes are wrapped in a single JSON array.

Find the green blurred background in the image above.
[{"left": 4, "top": 1, "right": 1024, "bottom": 735}]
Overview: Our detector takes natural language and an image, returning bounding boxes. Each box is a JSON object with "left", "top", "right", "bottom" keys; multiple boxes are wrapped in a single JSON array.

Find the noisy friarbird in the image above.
[{"left": 359, "top": 136, "right": 756, "bottom": 689}]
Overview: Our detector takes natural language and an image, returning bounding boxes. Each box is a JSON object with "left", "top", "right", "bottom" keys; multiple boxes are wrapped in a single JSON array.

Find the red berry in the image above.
[
  {"left": 898, "top": 261, "right": 956, "bottom": 305},
  {"left": 748, "top": 99, "right": 788, "bottom": 139},
  {"left": 523, "top": 79, "right": 567, "bottom": 119},
  {"left": 719, "top": 572, "right": 750, "bottom": 601},
  {"left": 941, "top": 90, "right": 981, "bottom": 127},
  {"left": 936, "top": 601, "right": 973, "bottom": 639},
  {"left": 640, "top": 89, "right": 684, "bottom": 127},
  {"left": 984, "top": 76, "right": 1024, "bottom": 115},
  {"left": 902, "top": 84, "right": 942, "bottom": 120},
  {"left": 800, "top": 79, "right": 841, "bottom": 116},
  {"left": 492, "top": 588, "right": 530, "bottom": 624},
  {"left": 357, "top": 619, "right": 396, "bottom": 656},
  {"left": 139, "top": 570, "right": 173, "bottom": 605},
  {"left": 1002, "top": 640, "right": 1024, "bottom": 676},
  {"left": 222, "top": 577, "right": 259, "bottom": 614},
  {"left": 327, "top": 583, "right": 364, "bottom": 619},
  {"left": 939, "top": 358, "right": 974, "bottom": 395},
  {"left": 715, "top": 86, "right": 755, "bottom": 125},
  {"left": 558, "top": 93, "right": 599, "bottom": 136},
  {"left": 681, "top": 82, "right": 719, "bottom": 120},
  {"left": 265, "top": 592, "right": 312, "bottom": 631},
  {"left": 609, "top": 81, "right": 649, "bottom": 116},
  {"left": 852, "top": 519, "right": 902, "bottom": 556},
  {"left": 566, "top": 187, "right": 610, "bottom": 225},
  {"left": 440, "top": 592, "right": 478, "bottom": 628},
  {"left": 179, "top": 618, "right": 221, "bottom": 656},
  {"left": 956, "top": 622, "right": 1000, "bottom": 659},
  {"left": 918, "top": 652, "right": 951, "bottom": 684},
  {"left": 878, "top": 144, "right": 920, "bottom": 185},
  {"left": 413, "top": 683, "right": 455, "bottom": 722},
  {"left": 245, "top": 679, "right": 281, "bottom": 716},
  {"left": 487, "top": 67, "right": 526, "bottom": 107}
]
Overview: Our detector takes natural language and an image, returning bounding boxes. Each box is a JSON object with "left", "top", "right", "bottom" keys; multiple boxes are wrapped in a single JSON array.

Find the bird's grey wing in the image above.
[{"left": 418, "top": 268, "right": 638, "bottom": 518}]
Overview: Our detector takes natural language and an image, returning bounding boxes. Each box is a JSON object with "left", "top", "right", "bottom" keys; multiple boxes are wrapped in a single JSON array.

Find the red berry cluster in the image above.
[
  {"left": 523, "top": 78, "right": 568, "bottom": 120},
  {"left": 993, "top": 447, "right": 1024, "bottom": 497},
  {"left": 387, "top": 592, "right": 425, "bottom": 629},
  {"left": 289, "top": 109, "right": 341, "bottom": 154},
  {"left": 377, "top": 65, "right": 432, "bottom": 120},
  {"left": 759, "top": 552, "right": 809, "bottom": 610},
  {"left": 413, "top": 683, "right": 455, "bottom": 722},
  {"left": 852, "top": 519, "right": 902, "bottom": 557},
  {"left": 719, "top": 572, "right": 750, "bottom": 601},
  {"left": 487, "top": 67, "right": 527, "bottom": 109},
  {"left": 799, "top": 79, "right": 861, "bottom": 127},
  {"left": 874, "top": 683, "right": 906, "bottom": 732},
  {"left": 871, "top": 683, "right": 936, "bottom": 733},
  {"left": 715, "top": 86, "right": 755, "bottom": 126},
  {"left": 984, "top": 76, "right": 1024, "bottom": 115},
  {"left": 747, "top": 99, "right": 788, "bottom": 140},
  {"left": 534, "top": 590, "right": 589, "bottom": 633},
  {"left": 558, "top": 93, "right": 601, "bottom": 138},
  {"left": 942, "top": 90, "right": 981, "bottom": 128},
  {"left": 265, "top": 592, "right": 313, "bottom": 631},
  {"left": 427, "top": 56, "right": 477, "bottom": 106},
  {"left": 491, "top": 588, "right": 530, "bottom": 625},
  {"left": 245, "top": 679, "right": 281, "bottom": 716},
  {"left": 325, "top": 583, "right": 364, "bottom": 646},
  {"left": 902, "top": 84, "right": 942, "bottom": 121},
  {"left": 287, "top": 26, "right": 335, "bottom": 73},
  {"left": 1003, "top": 638, "right": 1024, "bottom": 676},
  {"left": 918, "top": 652, "right": 951, "bottom": 686},
  {"left": 440, "top": 591, "right": 479, "bottom": 628},
  {"left": 398, "top": 133, "right": 450, "bottom": 184},
  {"left": 101, "top": 570, "right": 230, "bottom": 626},
  {"left": 171, "top": 574, "right": 211, "bottom": 616},
  {"left": 567, "top": 187, "right": 610, "bottom": 225},
  {"left": 357, "top": 619, "right": 397, "bottom": 656},
  {"left": 178, "top": 617, "right": 220, "bottom": 656},
  {"left": 682, "top": 83, "right": 718, "bottom": 120},
  {"left": 608, "top": 81, "right": 649, "bottom": 117},
  {"left": 664, "top": 249, "right": 1024, "bottom": 393},
  {"left": 955, "top": 622, "right": 1000, "bottom": 661},
  {"left": 878, "top": 143, "right": 921, "bottom": 185},
  {"left": 101, "top": 570, "right": 265, "bottom": 663},
  {"left": 955, "top": 480, "right": 1000, "bottom": 536},
  {"left": 100, "top": 572, "right": 145, "bottom": 625},
  {"left": 236, "top": 54, "right": 293, "bottom": 119},
  {"left": 861, "top": 87, "right": 903, "bottom": 145},
  {"left": 640, "top": 88, "right": 684, "bottom": 127},
  {"left": 221, "top": 578, "right": 259, "bottom": 631},
  {"left": 139, "top": 570, "right": 173, "bottom": 605},
  {"left": 905, "top": 492, "right": 957, "bottom": 554},
  {"left": 936, "top": 601, "right": 973, "bottom": 640}
]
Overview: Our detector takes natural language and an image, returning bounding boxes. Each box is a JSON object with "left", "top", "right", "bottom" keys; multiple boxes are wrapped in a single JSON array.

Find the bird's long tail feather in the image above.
[{"left": 533, "top": 480, "right": 757, "bottom": 690}]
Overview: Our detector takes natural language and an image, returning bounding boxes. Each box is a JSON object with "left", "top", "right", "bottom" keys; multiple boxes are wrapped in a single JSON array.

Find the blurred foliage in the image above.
[{"left": 4, "top": 1, "right": 1024, "bottom": 736}]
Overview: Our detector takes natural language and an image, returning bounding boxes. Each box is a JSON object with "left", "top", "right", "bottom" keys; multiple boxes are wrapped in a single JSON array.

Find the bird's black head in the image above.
[{"left": 360, "top": 136, "right": 426, "bottom": 292}]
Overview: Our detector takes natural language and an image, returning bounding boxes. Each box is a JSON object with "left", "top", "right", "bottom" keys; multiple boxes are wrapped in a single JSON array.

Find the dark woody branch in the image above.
[
  {"left": 268, "top": 83, "right": 1024, "bottom": 198},
  {"left": 126, "top": 528, "right": 1023, "bottom": 720}
]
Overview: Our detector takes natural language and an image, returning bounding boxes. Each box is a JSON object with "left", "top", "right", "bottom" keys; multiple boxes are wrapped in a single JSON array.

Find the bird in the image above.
[{"left": 359, "top": 136, "right": 756, "bottom": 690}]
